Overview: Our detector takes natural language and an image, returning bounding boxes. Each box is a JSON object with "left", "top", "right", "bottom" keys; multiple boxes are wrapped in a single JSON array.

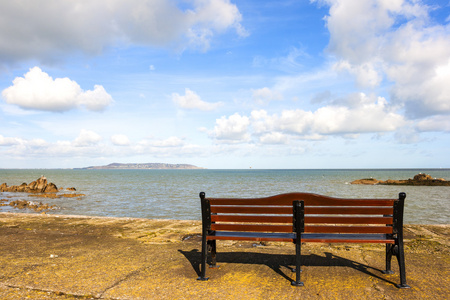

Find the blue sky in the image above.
[{"left": 0, "top": 0, "right": 449, "bottom": 169}]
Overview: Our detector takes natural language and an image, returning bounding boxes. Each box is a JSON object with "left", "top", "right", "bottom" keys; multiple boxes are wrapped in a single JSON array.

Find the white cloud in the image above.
[
  {"left": 416, "top": 115, "right": 450, "bottom": 132},
  {"left": 212, "top": 113, "right": 251, "bottom": 142},
  {"left": 77, "top": 85, "right": 114, "bottom": 112},
  {"left": 172, "top": 88, "right": 222, "bottom": 111},
  {"left": 111, "top": 134, "right": 131, "bottom": 146},
  {"left": 259, "top": 132, "right": 289, "bottom": 144},
  {"left": 73, "top": 130, "right": 102, "bottom": 147},
  {"left": 269, "top": 93, "right": 404, "bottom": 135},
  {"left": 389, "top": 56, "right": 450, "bottom": 117},
  {"left": 0, "top": 135, "right": 23, "bottom": 146},
  {"left": 252, "top": 87, "right": 283, "bottom": 105},
  {"left": 0, "top": 0, "right": 246, "bottom": 66},
  {"left": 319, "top": 0, "right": 450, "bottom": 118},
  {"left": 1, "top": 67, "right": 113, "bottom": 112},
  {"left": 183, "top": 0, "right": 248, "bottom": 51},
  {"left": 333, "top": 60, "right": 383, "bottom": 88}
]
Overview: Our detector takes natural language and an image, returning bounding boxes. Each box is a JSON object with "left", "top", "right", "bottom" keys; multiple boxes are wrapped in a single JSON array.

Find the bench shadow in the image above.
[{"left": 178, "top": 249, "right": 397, "bottom": 286}]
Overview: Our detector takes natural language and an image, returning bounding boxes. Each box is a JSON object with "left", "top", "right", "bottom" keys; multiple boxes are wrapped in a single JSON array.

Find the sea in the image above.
[{"left": 1, "top": 169, "right": 449, "bottom": 224}]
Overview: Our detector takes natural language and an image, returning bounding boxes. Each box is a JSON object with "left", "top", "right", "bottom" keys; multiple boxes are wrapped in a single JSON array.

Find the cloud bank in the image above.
[
  {"left": 319, "top": 0, "right": 450, "bottom": 118},
  {"left": 210, "top": 93, "right": 405, "bottom": 144},
  {"left": 0, "top": 0, "right": 247, "bottom": 66}
]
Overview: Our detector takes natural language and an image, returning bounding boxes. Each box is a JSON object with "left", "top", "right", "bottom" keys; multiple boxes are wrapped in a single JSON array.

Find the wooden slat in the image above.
[
  {"left": 207, "top": 235, "right": 295, "bottom": 242},
  {"left": 301, "top": 233, "right": 394, "bottom": 244},
  {"left": 210, "top": 206, "right": 393, "bottom": 215},
  {"left": 305, "top": 207, "right": 393, "bottom": 215},
  {"left": 304, "top": 225, "right": 393, "bottom": 234},
  {"left": 301, "top": 237, "right": 395, "bottom": 244},
  {"left": 208, "top": 193, "right": 395, "bottom": 206},
  {"left": 209, "top": 198, "right": 295, "bottom": 206},
  {"left": 304, "top": 216, "right": 393, "bottom": 225},
  {"left": 210, "top": 206, "right": 292, "bottom": 214},
  {"left": 211, "top": 215, "right": 292, "bottom": 223},
  {"left": 211, "top": 223, "right": 293, "bottom": 233},
  {"left": 206, "top": 231, "right": 295, "bottom": 242},
  {"left": 301, "top": 199, "right": 395, "bottom": 207}
]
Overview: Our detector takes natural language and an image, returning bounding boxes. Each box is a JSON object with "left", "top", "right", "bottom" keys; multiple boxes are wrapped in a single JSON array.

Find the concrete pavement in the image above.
[{"left": 1, "top": 213, "right": 448, "bottom": 299}]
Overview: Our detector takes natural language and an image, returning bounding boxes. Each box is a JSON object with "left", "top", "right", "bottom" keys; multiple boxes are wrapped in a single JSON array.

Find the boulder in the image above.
[
  {"left": 413, "top": 173, "right": 432, "bottom": 181},
  {"left": 44, "top": 183, "right": 58, "bottom": 193},
  {"left": 350, "top": 178, "right": 379, "bottom": 185}
]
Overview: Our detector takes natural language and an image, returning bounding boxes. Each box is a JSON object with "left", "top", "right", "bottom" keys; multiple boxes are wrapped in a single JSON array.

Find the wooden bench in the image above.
[{"left": 197, "top": 192, "right": 410, "bottom": 288}]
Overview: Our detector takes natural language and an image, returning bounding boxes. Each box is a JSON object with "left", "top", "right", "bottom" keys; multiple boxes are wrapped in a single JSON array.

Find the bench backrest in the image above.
[{"left": 200, "top": 192, "right": 405, "bottom": 238}]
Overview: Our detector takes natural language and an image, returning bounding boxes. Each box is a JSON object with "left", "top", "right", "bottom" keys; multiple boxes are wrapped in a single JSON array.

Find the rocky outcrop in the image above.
[
  {"left": 351, "top": 173, "right": 450, "bottom": 186},
  {"left": 4, "top": 199, "right": 56, "bottom": 212},
  {"left": 0, "top": 176, "right": 59, "bottom": 193}
]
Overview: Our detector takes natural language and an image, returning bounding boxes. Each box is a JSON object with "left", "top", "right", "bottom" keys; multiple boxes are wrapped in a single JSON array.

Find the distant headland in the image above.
[{"left": 80, "top": 163, "right": 205, "bottom": 170}]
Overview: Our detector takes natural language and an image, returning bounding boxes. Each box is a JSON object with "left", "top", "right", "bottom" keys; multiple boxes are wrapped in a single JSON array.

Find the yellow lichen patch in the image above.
[{"left": 221, "top": 271, "right": 264, "bottom": 285}]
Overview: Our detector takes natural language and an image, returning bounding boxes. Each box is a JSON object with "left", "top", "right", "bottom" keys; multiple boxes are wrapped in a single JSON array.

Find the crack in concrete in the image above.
[
  {"left": 0, "top": 282, "right": 101, "bottom": 299},
  {"left": 98, "top": 265, "right": 149, "bottom": 298}
]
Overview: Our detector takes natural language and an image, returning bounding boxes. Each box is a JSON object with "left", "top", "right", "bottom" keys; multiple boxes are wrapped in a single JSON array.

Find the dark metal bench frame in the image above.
[{"left": 197, "top": 192, "right": 410, "bottom": 288}]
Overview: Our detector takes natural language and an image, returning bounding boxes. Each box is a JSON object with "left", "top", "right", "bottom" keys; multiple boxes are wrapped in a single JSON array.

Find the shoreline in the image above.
[
  {"left": 1, "top": 211, "right": 449, "bottom": 226},
  {"left": 2, "top": 211, "right": 449, "bottom": 245}
]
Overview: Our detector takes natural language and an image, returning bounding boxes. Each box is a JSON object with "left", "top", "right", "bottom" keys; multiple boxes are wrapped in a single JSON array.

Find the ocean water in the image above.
[{"left": 1, "top": 169, "right": 449, "bottom": 224}]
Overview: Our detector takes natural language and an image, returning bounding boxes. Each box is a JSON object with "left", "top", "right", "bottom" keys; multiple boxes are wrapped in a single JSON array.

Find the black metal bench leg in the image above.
[
  {"left": 208, "top": 240, "right": 219, "bottom": 269},
  {"left": 382, "top": 244, "right": 394, "bottom": 274},
  {"left": 395, "top": 241, "right": 410, "bottom": 288},
  {"left": 197, "top": 236, "right": 209, "bottom": 281},
  {"left": 391, "top": 192, "right": 410, "bottom": 288},
  {"left": 291, "top": 239, "right": 304, "bottom": 286}
]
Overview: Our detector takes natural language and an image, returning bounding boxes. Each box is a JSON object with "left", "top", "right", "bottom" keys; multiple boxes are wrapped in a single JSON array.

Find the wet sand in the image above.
[{"left": 1, "top": 212, "right": 449, "bottom": 299}]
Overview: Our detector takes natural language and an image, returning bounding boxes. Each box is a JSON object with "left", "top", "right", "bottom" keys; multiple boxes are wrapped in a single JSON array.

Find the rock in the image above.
[
  {"left": 8, "top": 199, "right": 56, "bottom": 212},
  {"left": 413, "top": 173, "right": 432, "bottom": 181},
  {"left": 34, "top": 176, "right": 48, "bottom": 192},
  {"left": 44, "top": 183, "right": 58, "bottom": 193},
  {"left": 350, "top": 178, "right": 380, "bottom": 185},
  {"left": 0, "top": 176, "right": 61, "bottom": 193}
]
